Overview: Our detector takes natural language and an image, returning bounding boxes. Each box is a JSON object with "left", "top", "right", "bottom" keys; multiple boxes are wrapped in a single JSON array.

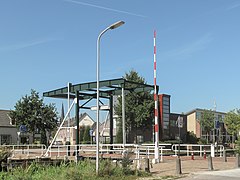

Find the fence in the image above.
[
  {"left": 2, "top": 143, "right": 226, "bottom": 160},
  {"left": 0, "top": 144, "right": 46, "bottom": 157},
  {"left": 171, "top": 144, "right": 225, "bottom": 157}
]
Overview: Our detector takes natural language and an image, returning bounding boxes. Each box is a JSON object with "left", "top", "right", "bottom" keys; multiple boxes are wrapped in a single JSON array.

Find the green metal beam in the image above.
[{"left": 43, "top": 78, "right": 156, "bottom": 101}]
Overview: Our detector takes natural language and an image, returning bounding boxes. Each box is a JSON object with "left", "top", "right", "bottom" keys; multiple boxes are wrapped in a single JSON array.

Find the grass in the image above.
[{"left": 0, "top": 159, "right": 150, "bottom": 180}]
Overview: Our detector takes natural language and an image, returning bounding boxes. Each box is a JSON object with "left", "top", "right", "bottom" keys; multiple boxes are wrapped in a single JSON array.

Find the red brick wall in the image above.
[{"left": 196, "top": 120, "right": 201, "bottom": 138}]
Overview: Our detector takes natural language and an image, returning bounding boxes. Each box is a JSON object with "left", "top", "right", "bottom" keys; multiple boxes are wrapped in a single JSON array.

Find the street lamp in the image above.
[{"left": 96, "top": 20, "right": 125, "bottom": 174}]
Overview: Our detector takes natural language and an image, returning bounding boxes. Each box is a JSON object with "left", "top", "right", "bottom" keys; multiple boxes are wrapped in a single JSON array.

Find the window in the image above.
[
  {"left": 218, "top": 114, "right": 223, "bottom": 122},
  {"left": 163, "top": 117, "right": 169, "bottom": 122},
  {"left": 196, "top": 111, "right": 201, "bottom": 120},
  {"left": 164, "top": 125, "right": 168, "bottom": 129},
  {"left": 163, "top": 121, "right": 169, "bottom": 126},
  {"left": 137, "top": 135, "right": 143, "bottom": 143},
  {"left": 163, "top": 109, "right": 170, "bottom": 113},
  {"left": 170, "top": 119, "right": 177, "bottom": 127},
  {"left": 163, "top": 114, "right": 170, "bottom": 118},
  {"left": 8, "top": 114, "right": 16, "bottom": 126},
  {"left": 1, "top": 135, "right": 11, "bottom": 145},
  {"left": 163, "top": 106, "right": 170, "bottom": 111},
  {"left": 163, "top": 97, "right": 170, "bottom": 102},
  {"left": 163, "top": 101, "right": 169, "bottom": 106}
]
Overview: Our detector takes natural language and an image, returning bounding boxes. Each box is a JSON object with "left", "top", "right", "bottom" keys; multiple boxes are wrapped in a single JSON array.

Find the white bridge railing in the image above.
[
  {"left": 1, "top": 143, "right": 225, "bottom": 160},
  {"left": 45, "top": 143, "right": 173, "bottom": 164},
  {"left": 172, "top": 144, "right": 225, "bottom": 157},
  {"left": 0, "top": 144, "right": 47, "bottom": 157}
]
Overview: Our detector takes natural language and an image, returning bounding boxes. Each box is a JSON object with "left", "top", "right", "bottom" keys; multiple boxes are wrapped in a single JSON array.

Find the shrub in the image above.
[
  {"left": 123, "top": 155, "right": 132, "bottom": 174},
  {"left": 198, "top": 138, "right": 207, "bottom": 145},
  {"left": 0, "top": 147, "right": 12, "bottom": 162},
  {"left": 235, "top": 139, "right": 240, "bottom": 154},
  {"left": 186, "top": 131, "right": 198, "bottom": 144},
  {"left": 0, "top": 159, "right": 149, "bottom": 179}
]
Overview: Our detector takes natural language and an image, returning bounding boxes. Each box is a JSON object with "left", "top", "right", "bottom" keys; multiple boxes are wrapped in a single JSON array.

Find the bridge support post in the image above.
[
  {"left": 109, "top": 95, "right": 113, "bottom": 146},
  {"left": 75, "top": 91, "right": 79, "bottom": 156}
]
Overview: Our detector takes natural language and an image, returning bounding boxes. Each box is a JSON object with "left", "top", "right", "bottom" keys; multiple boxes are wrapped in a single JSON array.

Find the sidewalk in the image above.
[
  {"left": 181, "top": 169, "right": 240, "bottom": 180},
  {"left": 150, "top": 156, "right": 236, "bottom": 179}
]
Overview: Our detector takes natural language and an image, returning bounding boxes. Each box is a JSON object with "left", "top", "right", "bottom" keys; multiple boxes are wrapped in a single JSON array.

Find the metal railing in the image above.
[
  {"left": 45, "top": 143, "right": 173, "bottom": 168},
  {"left": 46, "top": 144, "right": 136, "bottom": 157},
  {"left": 172, "top": 144, "right": 225, "bottom": 157},
  {"left": 0, "top": 144, "right": 47, "bottom": 157},
  {"left": 2, "top": 143, "right": 226, "bottom": 161}
]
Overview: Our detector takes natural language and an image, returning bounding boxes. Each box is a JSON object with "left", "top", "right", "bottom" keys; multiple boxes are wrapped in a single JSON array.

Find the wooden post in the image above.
[
  {"left": 236, "top": 153, "right": 240, "bottom": 168},
  {"left": 208, "top": 155, "right": 214, "bottom": 170},
  {"left": 176, "top": 157, "right": 182, "bottom": 175},
  {"left": 144, "top": 158, "right": 150, "bottom": 173},
  {"left": 223, "top": 150, "right": 227, "bottom": 162}
]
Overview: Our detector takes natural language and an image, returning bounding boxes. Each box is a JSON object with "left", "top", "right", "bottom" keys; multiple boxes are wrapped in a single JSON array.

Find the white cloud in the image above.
[
  {"left": 0, "top": 38, "right": 60, "bottom": 52},
  {"left": 161, "top": 33, "right": 213, "bottom": 60},
  {"left": 226, "top": 3, "right": 240, "bottom": 11},
  {"left": 63, "top": 0, "right": 146, "bottom": 18}
]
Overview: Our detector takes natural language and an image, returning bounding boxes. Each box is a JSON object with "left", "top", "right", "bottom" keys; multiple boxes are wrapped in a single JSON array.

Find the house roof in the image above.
[
  {"left": 79, "top": 112, "right": 95, "bottom": 124},
  {"left": 93, "top": 115, "right": 116, "bottom": 137},
  {"left": 0, "top": 109, "right": 13, "bottom": 127},
  {"left": 61, "top": 112, "right": 96, "bottom": 128}
]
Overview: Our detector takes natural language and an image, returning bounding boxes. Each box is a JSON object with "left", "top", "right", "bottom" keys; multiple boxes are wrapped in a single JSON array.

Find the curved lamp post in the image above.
[{"left": 96, "top": 20, "right": 125, "bottom": 174}]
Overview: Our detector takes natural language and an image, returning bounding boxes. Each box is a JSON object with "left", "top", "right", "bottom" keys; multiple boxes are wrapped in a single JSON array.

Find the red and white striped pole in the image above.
[{"left": 153, "top": 30, "right": 159, "bottom": 163}]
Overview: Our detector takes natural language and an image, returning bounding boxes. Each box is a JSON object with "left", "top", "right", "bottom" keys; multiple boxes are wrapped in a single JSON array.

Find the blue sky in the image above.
[{"left": 1, "top": 0, "right": 240, "bottom": 117}]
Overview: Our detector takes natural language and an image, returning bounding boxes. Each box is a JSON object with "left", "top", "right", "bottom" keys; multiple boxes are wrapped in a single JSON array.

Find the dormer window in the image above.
[{"left": 8, "top": 114, "right": 16, "bottom": 126}]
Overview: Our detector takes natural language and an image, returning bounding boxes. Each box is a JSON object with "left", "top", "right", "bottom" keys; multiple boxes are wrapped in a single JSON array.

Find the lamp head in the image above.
[{"left": 110, "top": 21, "right": 125, "bottom": 30}]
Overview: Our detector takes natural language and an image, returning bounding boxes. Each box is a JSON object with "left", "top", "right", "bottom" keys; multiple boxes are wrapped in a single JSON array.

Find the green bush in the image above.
[
  {"left": 0, "top": 147, "right": 12, "bottom": 162},
  {"left": 0, "top": 159, "right": 147, "bottom": 180},
  {"left": 186, "top": 131, "right": 198, "bottom": 144},
  {"left": 198, "top": 138, "right": 207, "bottom": 145},
  {"left": 235, "top": 139, "right": 240, "bottom": 154},
  {"left": 163, "top": 140, "right": 182, "bottom": 144}
]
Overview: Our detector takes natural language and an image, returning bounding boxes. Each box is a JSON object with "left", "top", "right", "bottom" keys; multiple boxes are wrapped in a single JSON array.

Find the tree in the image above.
[
  {"left": 224, "top": 109, "right": 240, "bottom": 153},
  {"left": 83, "top": 126, "right": 91, "bottom": 143},
  {"left": 200, "top": 109, "right": 215, "bottom": 143},
  {"left": 9, "top": 90, "right": 58, "bottom": 145},
  {"left": 79, "top": 126, "right": 85, "bottom": 142},
  {"left": 224, "top": 109, "right": 240, "bottom": 136},
  {"left": 115, "top": 70, "right": 154, "bottom": 143},
  {"left": 115, "top": 118, "right": 123, "bottom": 143}
]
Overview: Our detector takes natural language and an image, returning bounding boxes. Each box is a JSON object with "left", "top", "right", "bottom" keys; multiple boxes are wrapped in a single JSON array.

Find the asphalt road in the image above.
[{"left": 181, "top": 168, "right": 240, "bottom": 180}]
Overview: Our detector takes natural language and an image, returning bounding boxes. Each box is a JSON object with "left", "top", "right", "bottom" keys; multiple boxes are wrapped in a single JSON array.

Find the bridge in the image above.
[{"left": 1, "top": 143, "right": 224, "bottom": 162}]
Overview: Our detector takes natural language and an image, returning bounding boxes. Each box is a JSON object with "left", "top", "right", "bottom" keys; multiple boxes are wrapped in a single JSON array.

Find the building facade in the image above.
[
  {"left": 0, "top": 109, "right": 18, "bottom": 145},
  {"left": 56, "top": 113, "right": 96, "bottom": 145},
  {"left": 169, "top": 113, "right": 187, "bottom": 142},
  {"left": 186, "top": 108, "right": 230, "bottom": 144},
  {"left": 159, "top": 94, "right": 171, "bottom": 140}
]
